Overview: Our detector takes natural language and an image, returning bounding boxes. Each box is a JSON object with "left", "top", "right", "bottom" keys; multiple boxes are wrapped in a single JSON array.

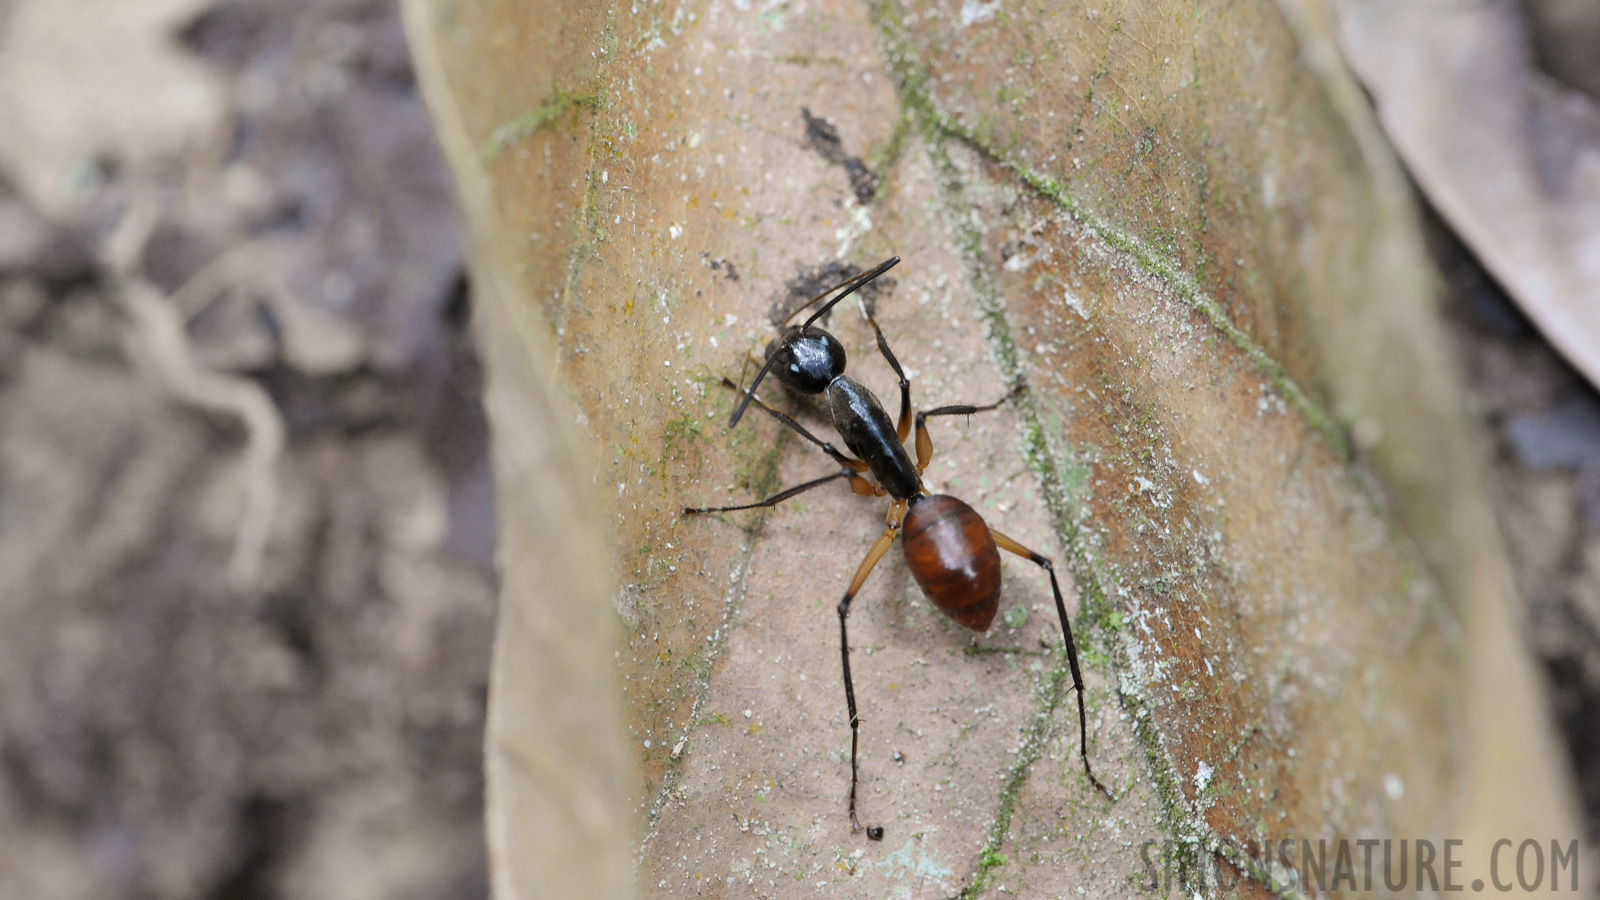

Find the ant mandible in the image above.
[{"left": 684, "top": 255, "right": 1113, "bottom": 840}]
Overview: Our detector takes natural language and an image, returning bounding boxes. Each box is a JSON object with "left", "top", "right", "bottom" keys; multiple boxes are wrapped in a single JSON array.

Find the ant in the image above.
[{"left": 684, "top": 255, "right": 1113, "bottom": 840}]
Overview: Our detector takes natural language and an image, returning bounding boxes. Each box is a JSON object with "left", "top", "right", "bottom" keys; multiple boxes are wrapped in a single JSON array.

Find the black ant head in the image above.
[
  {"left": 765, "top": 325, "right": 845, "bottom": 395},
  {"left": 727, "top": 254, "right": 900, "bottom": 428}
]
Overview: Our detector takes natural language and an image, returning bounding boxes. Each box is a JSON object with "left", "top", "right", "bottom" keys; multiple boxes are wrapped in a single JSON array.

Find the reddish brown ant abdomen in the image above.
[{"left": 902, "top": 494, "right": 1001, "bottom": 632}]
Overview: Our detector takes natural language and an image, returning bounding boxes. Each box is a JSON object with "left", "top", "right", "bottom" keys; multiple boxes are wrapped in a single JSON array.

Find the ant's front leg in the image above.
[
  {"left": 716, "top": 377, "right": 869, "bottom": 474},
  {"left": 682, "top": 470, "right": 854, "bottom": 515},
  {"left": 861, "top": 306, "right": 913, "bottom": 443},
  {"left": 686, "top": 381, "right": 884, "bottom": 514}
]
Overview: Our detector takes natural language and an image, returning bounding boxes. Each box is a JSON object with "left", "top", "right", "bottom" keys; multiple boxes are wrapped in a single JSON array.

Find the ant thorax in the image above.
[{"left": 826, "top": 376, "right": 920, "bottom": 499}]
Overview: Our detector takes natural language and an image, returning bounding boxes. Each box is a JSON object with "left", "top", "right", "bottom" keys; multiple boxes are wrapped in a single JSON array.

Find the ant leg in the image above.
[
  {"left": 913, "top": 389, "right": 1015, "bottom": 473},
  {"left": 717, "top": 377, "right": 869, "bottom": 474},
  {"left": 683, "top": 470, "right": 853, "bottom": 514},
  {"left": 837, "top": 516, "right": 902, "bottom": 837},
  {"left": 862, "top": 312, "right": 913, "bottom": 442},
  {"left": 989, "top": 528, "right": 1115, "bottom": 801}
]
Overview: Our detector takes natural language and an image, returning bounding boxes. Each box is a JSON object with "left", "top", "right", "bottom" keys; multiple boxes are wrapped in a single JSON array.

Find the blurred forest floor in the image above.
[
  {"left": 0, "top": 0, "right": 1596, "bottom": 898},
  {"left": 1444, "top": 220, "right": 1600, "bottom": 847},
  {"left": 0, "top": 0, "right": 493, "bottom": 897}
]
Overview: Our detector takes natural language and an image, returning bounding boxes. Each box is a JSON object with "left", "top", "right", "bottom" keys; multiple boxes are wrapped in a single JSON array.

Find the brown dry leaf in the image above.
[
  {"left": 0, "top": 0, "right": 224, "bottom": 216},
  {"left": 1334, "top": 0, "right": 1600, "bottom": 392},
  {"left": 406, "top": 0, "right": 1579, "bottom": 896}
]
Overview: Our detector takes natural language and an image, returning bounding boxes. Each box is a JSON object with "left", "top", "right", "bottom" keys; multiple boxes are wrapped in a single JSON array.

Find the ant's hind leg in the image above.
[
  {"left": 989, "top": 527, "right": 1116, "bottom": 801},
  {"left": 837, "top": 519, "right": 901, "bottom": 838}
]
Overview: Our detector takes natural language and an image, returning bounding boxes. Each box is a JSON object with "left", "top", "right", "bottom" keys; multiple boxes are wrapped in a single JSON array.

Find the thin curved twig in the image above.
[{"left": 103, "top": 198, "right": 285, "bottom": 592}]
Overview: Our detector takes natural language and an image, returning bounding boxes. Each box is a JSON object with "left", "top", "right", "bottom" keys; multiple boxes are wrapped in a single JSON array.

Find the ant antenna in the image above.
[
  {"left": 728, "top": 255, "right": 900, "bottom": 428},
  {"left": 796, "top": 255, "right": 900, "bottom": 330},
  {"left": 727, "top": 353, "right": 785, "bottom": 429}
]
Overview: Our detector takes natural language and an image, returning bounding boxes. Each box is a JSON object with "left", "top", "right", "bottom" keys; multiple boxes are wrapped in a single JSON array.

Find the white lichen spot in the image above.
[
  {"left": 1192, "top": 469, "right": 1208, "bottom": 485},
  {"left": 669, "top": 224, "right": 683, "bottom": 239},
  {"left": 877, "top": 838, "right": 955, "bottom": 889},
  {"left": 1257, "top": 384, "right": 1288, "bottom": 416},
  {"left": 960, "top": 0, "right": 998, "bottom": 25},
  {"left": 834, "top": 202, "right": 872, "bottom": 257},
  {"left": 1062, "top": 285, "right": 1090, "bottom": 320},
  {"left": 1384, "top": 773, "right": 1404, "bottom": 800},
  {"left": 1194, "top": 760, "right": 1213, "bottom": 792}
]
